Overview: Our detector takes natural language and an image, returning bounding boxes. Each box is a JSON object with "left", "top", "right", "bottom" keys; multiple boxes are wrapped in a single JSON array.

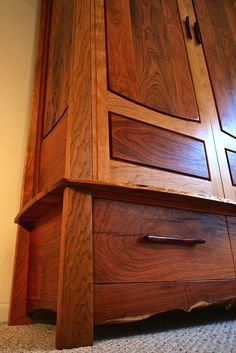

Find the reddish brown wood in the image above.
[
  {"left": 21, "top": 0, "right": 52, "bottom": 205},
  {"left": 8, "top": 228, "right": 32, "bottom": 325},
  {"left": 94, "top": 280, "right": 236, "bottom": 323},
  {"left": 56, "top": 188, "right": 93, "bottom": 349},
  {"left": 39, "top": 112, "right": 67, "bottom": 191},
  {"left": 105, "top": 0, "right": 199, "bottom": 121},
  {"left": 94, "top": 198, "right": 235, "bottom": 282},
  {"left": 194, "top": 0, "right": 236, "bottom": 138},
  {"left": 43, "top": 0, "right": 73, "bottom": 137},
  {"left": 110, "top": 113, "right": 210, "bottom": 179},
  {"left": 27, "top": 205, "right": 62, "bottom": 310},
  {"left": 66, "top": 0, "right": 93, "bottom": 179},
  {"left": 226, "top": 216, "right": 236, "bottom": 275},
  {"left": 226, "top": 149, "right": 236, "bottom": 186},
  {"left": 14, "top": 178, "right": 236, "bottom": 228},
  {"left": 27, "top": 299, "right": 57, "bottom": 314}
]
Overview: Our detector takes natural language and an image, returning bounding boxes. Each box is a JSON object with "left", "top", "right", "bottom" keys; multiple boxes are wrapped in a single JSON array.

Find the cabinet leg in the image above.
[
  {"left": 8, "top": 227, "right": 32, "bottom": 325},
  {"left": 56, "top": 188, "right": 94, "bottom": 349}
]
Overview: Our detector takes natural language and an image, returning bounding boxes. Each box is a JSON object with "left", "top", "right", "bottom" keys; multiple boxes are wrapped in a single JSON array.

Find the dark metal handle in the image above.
[
  {"left": 194, "top": 21, "right": 202, "bottom": 44},
  {"left": 144, "top": 235, "right": 206, "bottom": 246},
  {"left": 185, "top": 16, "right": 192, "bottom": 39}
]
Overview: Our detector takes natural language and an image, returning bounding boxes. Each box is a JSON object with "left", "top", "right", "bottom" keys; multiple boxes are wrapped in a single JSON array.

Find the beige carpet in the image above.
[{"left": 0, "top": 309, "right": 235, "bottom": 353}]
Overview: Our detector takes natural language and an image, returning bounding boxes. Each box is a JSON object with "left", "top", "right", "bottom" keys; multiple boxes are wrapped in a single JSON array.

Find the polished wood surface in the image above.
[
  {"left": 65, "top": 0, "right": 93, "bottom": 179},
  {"left": 43, "top": 0, "right": 73, "bottom": 137},
  {"left": 226, "top": 149, "right": 236, "bottom": 186},
  {"left": 9, "top": 0, "right": 236, "bottom": 349},
  {"left": 94, "top": 198, "right": 235, "bottom": 282},
  {"left": 194, "top": 0, "right": 236, "bottom": 138},
  {"left": 39, "top": 112, "right": 67, "bottom": 190},
  {"left": 8, "top": 228, "right": 32, "bottom": 325},
  {"left": 110, "top": 113, "right": 210, "bottom": 179},
  {"left": 56, "top": 188, "right": 93, "bottom": 349},
  {"left": 94, "top": 280, "right": 236, "bottom": 323},
  {"left": 105, "top": 0, "right": 199, "bottom": 121},
  {"left": 96, "top": 0, "right": 224, "bottom": 199},
  {"left": 14, "top": 178, "right": 236, "bottom": 228},
  {"left": 226, "top": 216, "right": 236, "bottom": 274},
  {"left": 27, "top": 205, "right": 62, "bottom": 310},
  {"left": 21, "top": 0, "right": 52, "bottom": 205}
]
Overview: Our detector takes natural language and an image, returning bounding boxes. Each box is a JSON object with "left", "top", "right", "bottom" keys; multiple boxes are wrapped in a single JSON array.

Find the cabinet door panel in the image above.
[
  {"left": 105, "top": 0, "right": 199, "bottom": 121},
  {"left": 194, "top": 0, "right": 236, "bottom": 138},
  {"left": 43, "top": 0, "right": 73, "bottom": 137},
  {"left": 226, "top": 149, "right": 236, "bottom": 186},
  {"left": 110, "top": 113, "right": 210, "bottom": 180}
]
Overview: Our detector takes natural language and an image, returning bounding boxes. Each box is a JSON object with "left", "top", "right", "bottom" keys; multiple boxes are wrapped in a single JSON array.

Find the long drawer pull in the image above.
[{"left": 144, "top": 235, "right": 206, "bottom": 246}]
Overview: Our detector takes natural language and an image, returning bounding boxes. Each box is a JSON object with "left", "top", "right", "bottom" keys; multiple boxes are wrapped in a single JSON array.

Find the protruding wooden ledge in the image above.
[{"left": 15, "top": 177, "right": 236, "bottom": 228}]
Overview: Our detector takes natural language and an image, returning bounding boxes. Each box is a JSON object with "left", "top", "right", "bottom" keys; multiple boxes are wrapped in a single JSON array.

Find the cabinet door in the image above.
[
  {"left": 106, "top": 0, "right": 199, "bottom": 122},
  {"left": 95, "top": 0, "right": 223, "bottom": 198},
  {"left": 194, "top": 0, "right": 236, "bottom": 200}
]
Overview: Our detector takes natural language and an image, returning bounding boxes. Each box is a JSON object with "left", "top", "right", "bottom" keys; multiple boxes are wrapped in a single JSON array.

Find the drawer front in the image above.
[{"left": 93, "top": 199, "right": 235, "bottom": 282}]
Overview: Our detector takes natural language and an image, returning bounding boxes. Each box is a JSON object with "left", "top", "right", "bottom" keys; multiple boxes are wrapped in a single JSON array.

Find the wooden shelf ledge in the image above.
[{"left": 15, "top": 178, "right": 236, "bottom": 228}]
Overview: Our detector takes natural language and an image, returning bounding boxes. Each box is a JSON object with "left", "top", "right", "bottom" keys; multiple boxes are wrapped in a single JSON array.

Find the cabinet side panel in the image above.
[
  {"left": 27, "top": 205, "right": 62, "bottom": 312},
  {"left": 22, "top": 0, "right": 52, "bottom": 205},
  {"left": 43, "top": 0, "right": 74, "bottom": 137},
  {"left": 39, "top": 112, "right": 67, "bottom": 190},
  {"left": 194, "top": 0, "right": 236, "bottom": 138}
]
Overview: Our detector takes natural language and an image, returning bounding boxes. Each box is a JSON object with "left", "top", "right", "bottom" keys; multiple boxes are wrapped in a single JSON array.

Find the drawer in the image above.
[{"left": 93, "top": 199, "right": 235, "bottom": 282}]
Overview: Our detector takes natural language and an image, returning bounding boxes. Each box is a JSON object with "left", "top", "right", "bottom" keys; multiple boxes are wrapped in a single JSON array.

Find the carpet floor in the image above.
[{"left": 0, "top": 308, "right": 235, "bottom": 353}]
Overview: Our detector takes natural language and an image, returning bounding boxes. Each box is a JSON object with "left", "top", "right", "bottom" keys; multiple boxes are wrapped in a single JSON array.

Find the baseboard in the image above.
[{"left": 0, "top": 304, "right": 9, "bottom": 322}]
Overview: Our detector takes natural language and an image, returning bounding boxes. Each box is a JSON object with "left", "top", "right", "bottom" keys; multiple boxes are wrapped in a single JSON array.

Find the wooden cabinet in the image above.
[{"left": 9, "top": 0, "right": 236, "bottom": 349}]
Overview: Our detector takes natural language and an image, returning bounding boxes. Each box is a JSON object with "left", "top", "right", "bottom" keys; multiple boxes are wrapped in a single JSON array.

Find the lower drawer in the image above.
[{"left": 93, "top": 199, "right": 235, "bottom": 282}]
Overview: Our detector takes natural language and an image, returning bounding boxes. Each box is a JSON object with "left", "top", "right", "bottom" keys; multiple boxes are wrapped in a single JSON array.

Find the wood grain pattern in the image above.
[
  {"left": 94, "top": 198, "right": 235, "bottom": 282},
  {"left": 66, "top": 0, "right": 93, "bottom": 179},
  {"left": 21, "top": 0, "right": 52, "bottom": 205},
  {"left": 110, "top": 113, "right": 210, "bottom": 179},
  {"left": 39, "top": 112, "right": 67, "bottom": 191},
  {"left": 105, "top": 0, "right": 199, "bottom": 121},
  {"left": 27, "top": 205, "right": 62, "bottom": 309},
  {"left": 194, "top": 0, "right": 236, "bottom": 138},
  {"left": 8, "top": 228, "right": 32, "bottom": 325},
  {"left": 14, "top": 178, "right": 236, "bottom": 229},
  {"left": 43, "top": 0, "right": 73, "bottom": 137},
  {"left": 226, "top": 216, "right": 236, "bottom": 275},
  {"left": 94, "top": 280, "right": 236, "bottom": 323},
  {"left": 56, "top": 188, "right": 93, "bottom": 349},
  {"left": 226, "top": 149, "right": 236, "bottom": 186}
]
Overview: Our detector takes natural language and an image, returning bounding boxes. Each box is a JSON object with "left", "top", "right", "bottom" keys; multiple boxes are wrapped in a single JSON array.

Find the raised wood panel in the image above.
[
  {"left": 94, "top": 198, "right": 235, "bottom": 282},
  {"left": 27, "top": 205, "right": 62, "bottom": 306},
  {"left": 39, "top": 112, "right": 67, "bottom": 191},
  {"left": 226, "top": 149, "right": 236, "bottom": 186},
  {"left": 194, "top": 0, "right": 236, "bottom": 138},
  {"left": 226, "top": 217, "right": 236, "bottom": 275},
  {"left": 43, "top": 0, "right": 73, "bottom": 137},
  {"left": 105, "top": 0, "right": 199, "bottom": 121},
  {"left": 110, "top": 113, "right": 210, "bottom": 180},
  {"left": 94, "top": 281, "right": 236, "bottom": 324}
]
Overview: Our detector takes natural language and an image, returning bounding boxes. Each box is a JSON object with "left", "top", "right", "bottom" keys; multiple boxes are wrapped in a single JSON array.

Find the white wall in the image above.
[{"left": 0, "top": 0, "right": 39, "bottom": 322}]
